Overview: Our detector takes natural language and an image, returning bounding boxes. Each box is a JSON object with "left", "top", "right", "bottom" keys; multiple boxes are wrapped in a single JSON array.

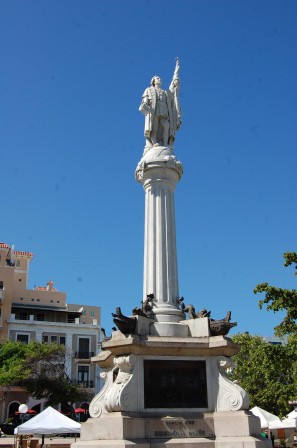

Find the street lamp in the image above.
[
  {"left": 19, "top": 404, "right": 28, "bottom": 424},
  {"left": 18, "top": 404, "right": 28, "bottom": 416},
  {"left": 18, "top": 404, "right": 28, "bottom": 448}
]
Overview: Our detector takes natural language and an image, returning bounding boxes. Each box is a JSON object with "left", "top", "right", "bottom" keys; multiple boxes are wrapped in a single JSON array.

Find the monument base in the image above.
[
  {"left": 72, "top": 411, "right": 271, "bottom": 448},
  {"left": 79, "top": 322, "right": 270, "bottom": 448}
]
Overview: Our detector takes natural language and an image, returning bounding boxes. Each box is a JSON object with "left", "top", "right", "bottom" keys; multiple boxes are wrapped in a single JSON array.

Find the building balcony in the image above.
[
  {"left": 74, "top": 351, "right": 94, "bottom": 359},
  {"left": 9, "top": 314, "right": 80, "bottom": 324},
  {"left": 8, "top": 312, "right": 99, "bottom": 327},
  {"left": 7, "top": 314, "right": 99, "bottom": 328},
  {"left": 76, "top": 380, "right": 94, "bottom": 388}
]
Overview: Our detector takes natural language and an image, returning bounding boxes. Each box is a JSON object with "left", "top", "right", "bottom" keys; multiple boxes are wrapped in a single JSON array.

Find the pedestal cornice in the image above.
[{"left": 95, "top": 332, "right": 240, "bottom": 358}]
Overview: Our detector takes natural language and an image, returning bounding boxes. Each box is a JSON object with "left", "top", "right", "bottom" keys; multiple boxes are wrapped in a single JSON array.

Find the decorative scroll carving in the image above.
[
  {"left": 89, "top": 368, "right": 114, "bottom": 418},
  {"left": 216, "top": 356, "right": 249, "bottom": 412},
  {"left": 89, "top": 355, "right": 137, "bottom": 417},
  {"left": 104, "top": 355, "right": 136, "bottom": 412}
]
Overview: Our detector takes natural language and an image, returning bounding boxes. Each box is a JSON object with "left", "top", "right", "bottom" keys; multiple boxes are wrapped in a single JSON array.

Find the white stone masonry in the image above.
[{"left": 136, "top": 146, "right": 183, "bottom": 323}]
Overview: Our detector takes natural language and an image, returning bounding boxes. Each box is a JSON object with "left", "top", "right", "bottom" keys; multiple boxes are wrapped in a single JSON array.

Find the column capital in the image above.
[{"left": 135, "top": 146, "right": 183, "bottom": 185}]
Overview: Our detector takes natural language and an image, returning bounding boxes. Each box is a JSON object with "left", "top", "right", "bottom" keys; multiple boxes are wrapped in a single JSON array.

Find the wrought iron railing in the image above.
[
  {"left": 74, "top": 351, "right": 94, "bottom": 359},
  {"left": 76, "top": 380, "right": 94, "bottom": 388}
]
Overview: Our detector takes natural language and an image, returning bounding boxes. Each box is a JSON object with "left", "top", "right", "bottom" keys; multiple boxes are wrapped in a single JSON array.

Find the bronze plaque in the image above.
[{"left": 144, "top": 360, "right": 208, "bottom": 408}]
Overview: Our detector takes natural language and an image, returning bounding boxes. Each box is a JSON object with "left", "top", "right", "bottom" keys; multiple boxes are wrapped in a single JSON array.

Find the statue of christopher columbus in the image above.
[{"left": 139, "top": 59, "right": 182, "bottom": 149}]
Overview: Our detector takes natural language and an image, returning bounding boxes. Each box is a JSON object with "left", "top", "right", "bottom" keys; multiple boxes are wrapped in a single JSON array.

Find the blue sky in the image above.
[{"left": 1, "top": 0, "right": 296, "bottom": 337}]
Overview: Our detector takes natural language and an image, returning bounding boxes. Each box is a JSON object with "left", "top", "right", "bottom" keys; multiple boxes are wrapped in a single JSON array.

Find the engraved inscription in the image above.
[{"left": 145, "top": 417, "right": 214, "bottom": 439}]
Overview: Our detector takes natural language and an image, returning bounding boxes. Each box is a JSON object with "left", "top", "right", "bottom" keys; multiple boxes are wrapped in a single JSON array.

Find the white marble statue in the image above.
[{"left": 139, "top": 59, "right": 182, "bottom": 148}]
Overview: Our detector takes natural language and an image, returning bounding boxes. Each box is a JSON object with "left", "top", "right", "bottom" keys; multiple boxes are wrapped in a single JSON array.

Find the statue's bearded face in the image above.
[{"left": 152, "top": 76, "right": 162, "bottom": 87}]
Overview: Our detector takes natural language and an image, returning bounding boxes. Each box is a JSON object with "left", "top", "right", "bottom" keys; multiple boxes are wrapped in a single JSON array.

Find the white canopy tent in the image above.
[
  {"left": 250, "top": 406, "right": 281, "bottom": 429},
  {"left": 269, "top": 409, "right": 297, "bottom": 430},
  {"left": 269, "top": 418, "right": 296, "bottom": 429},
  {"left": 14, "top": 406, "right": 81, "bottom": 435},
  {"left": 287, "top": 409, "right": 297, "bottom": 423}
]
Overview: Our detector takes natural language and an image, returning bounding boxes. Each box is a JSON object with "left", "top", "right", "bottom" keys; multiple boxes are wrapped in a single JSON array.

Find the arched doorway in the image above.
[{"left": 8, "top": 401, "right": 19, "bottom": 421}]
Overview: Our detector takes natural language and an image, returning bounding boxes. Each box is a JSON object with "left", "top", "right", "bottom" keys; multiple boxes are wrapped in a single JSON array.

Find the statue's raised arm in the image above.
[
  {"left": 169, "top": 58, "right": 180, "bottom": 94},
  {"left": 139, "top": 59, "right": 182, "bottom": 150},
  {"left": 169, "top": 58, "right": 182, "bottom": 142}
]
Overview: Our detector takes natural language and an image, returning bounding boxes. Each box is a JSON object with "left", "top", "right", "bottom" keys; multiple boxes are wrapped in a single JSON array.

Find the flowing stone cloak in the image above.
[{"left": 139, "top": 87, "right": 176, "bottom": 142}]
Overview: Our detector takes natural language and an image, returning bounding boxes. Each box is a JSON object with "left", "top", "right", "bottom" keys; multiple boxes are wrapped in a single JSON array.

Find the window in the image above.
[
  {"left": 78, "top": 338, "right": 89, "bottom": 352},
  {"left": 36, "top": 313, "right": 45, "bottom": 321},
  {"left": 82, "top": 310, "right": 86, "bottom": 316},
  {"left": 90, "top": 310, "right": 95, "bottom": 317},
  {"left": 43, "top": 334, "right": 65, "bottom": 345},
  {"left": 78, "top": 366, "right": 89, "bottom": 383},
  {"left": 16, "top": 334, "right": 29, "bottom": 344},
  {"left": 77, "top": 338, "right": 91, "bottom": 359},
  {"left": 15, "top": 260, "right": 21, "bottom": 268},
  {"left": 0, "top": 281, "right": 3, "bottom": 290},
  {"left": 77, "top": 366, "right": 93, "bottom": 388}
]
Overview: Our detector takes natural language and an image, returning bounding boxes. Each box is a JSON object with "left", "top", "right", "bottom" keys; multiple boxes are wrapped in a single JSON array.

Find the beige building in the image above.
[{"left": 0, "top": 242, "right": 101, "bottom": 422}]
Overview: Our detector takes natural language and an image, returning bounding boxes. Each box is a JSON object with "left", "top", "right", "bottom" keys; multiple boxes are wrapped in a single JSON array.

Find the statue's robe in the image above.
[{"left": 139, "top": 87, "right": 176, "bottom": 144}]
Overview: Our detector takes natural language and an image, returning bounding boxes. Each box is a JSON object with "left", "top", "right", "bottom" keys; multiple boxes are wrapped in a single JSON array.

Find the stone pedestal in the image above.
[{"left": 72, "top": 320, "right": 270, "bottom": 448}]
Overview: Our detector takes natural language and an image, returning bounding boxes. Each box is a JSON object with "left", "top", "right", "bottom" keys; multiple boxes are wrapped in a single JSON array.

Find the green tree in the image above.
[
  {"left": 230, "top": 252, "right": 297, "bottom": 416},
  {"left": 0, "top": 341, "right": 84, "bottom": 407},
  {"left": 254, "top": 252, "right": 297, "bottom": 338},
  {"left": 230, "top": 333, "right": 296, "bottom": 417}
]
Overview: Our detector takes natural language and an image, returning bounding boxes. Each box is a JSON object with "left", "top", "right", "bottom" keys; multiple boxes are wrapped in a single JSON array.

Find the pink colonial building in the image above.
[{"left": 0, "top": 242, "right": 101, "bottom": 423}]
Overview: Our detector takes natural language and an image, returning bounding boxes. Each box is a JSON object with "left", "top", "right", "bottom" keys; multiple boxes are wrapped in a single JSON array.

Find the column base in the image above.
[
  {"left": 72, "top": 412, "right": 271, "bottom": 448},
  {"left": 150, "top": 322, "right": 189, "bottom": 337}
]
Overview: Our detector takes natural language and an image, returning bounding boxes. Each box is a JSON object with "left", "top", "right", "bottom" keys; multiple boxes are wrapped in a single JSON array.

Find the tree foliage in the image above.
[
  {"left": 230, "top": 333, "right": 296, "bottom": 417},
  {"left": 254, "top": 252, "right": 297, "bottom": 338},
  {"left": 0, "top": 341, "right": 84, "bottom": 406},
  {"left": 230, "top": 252, "right": 297, "bottom": 416}
]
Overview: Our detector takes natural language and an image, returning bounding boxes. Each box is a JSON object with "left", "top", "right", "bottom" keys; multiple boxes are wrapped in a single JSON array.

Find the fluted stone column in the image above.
[{"left": 136, "top": 146, "right": 184, "bottom": 323}]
